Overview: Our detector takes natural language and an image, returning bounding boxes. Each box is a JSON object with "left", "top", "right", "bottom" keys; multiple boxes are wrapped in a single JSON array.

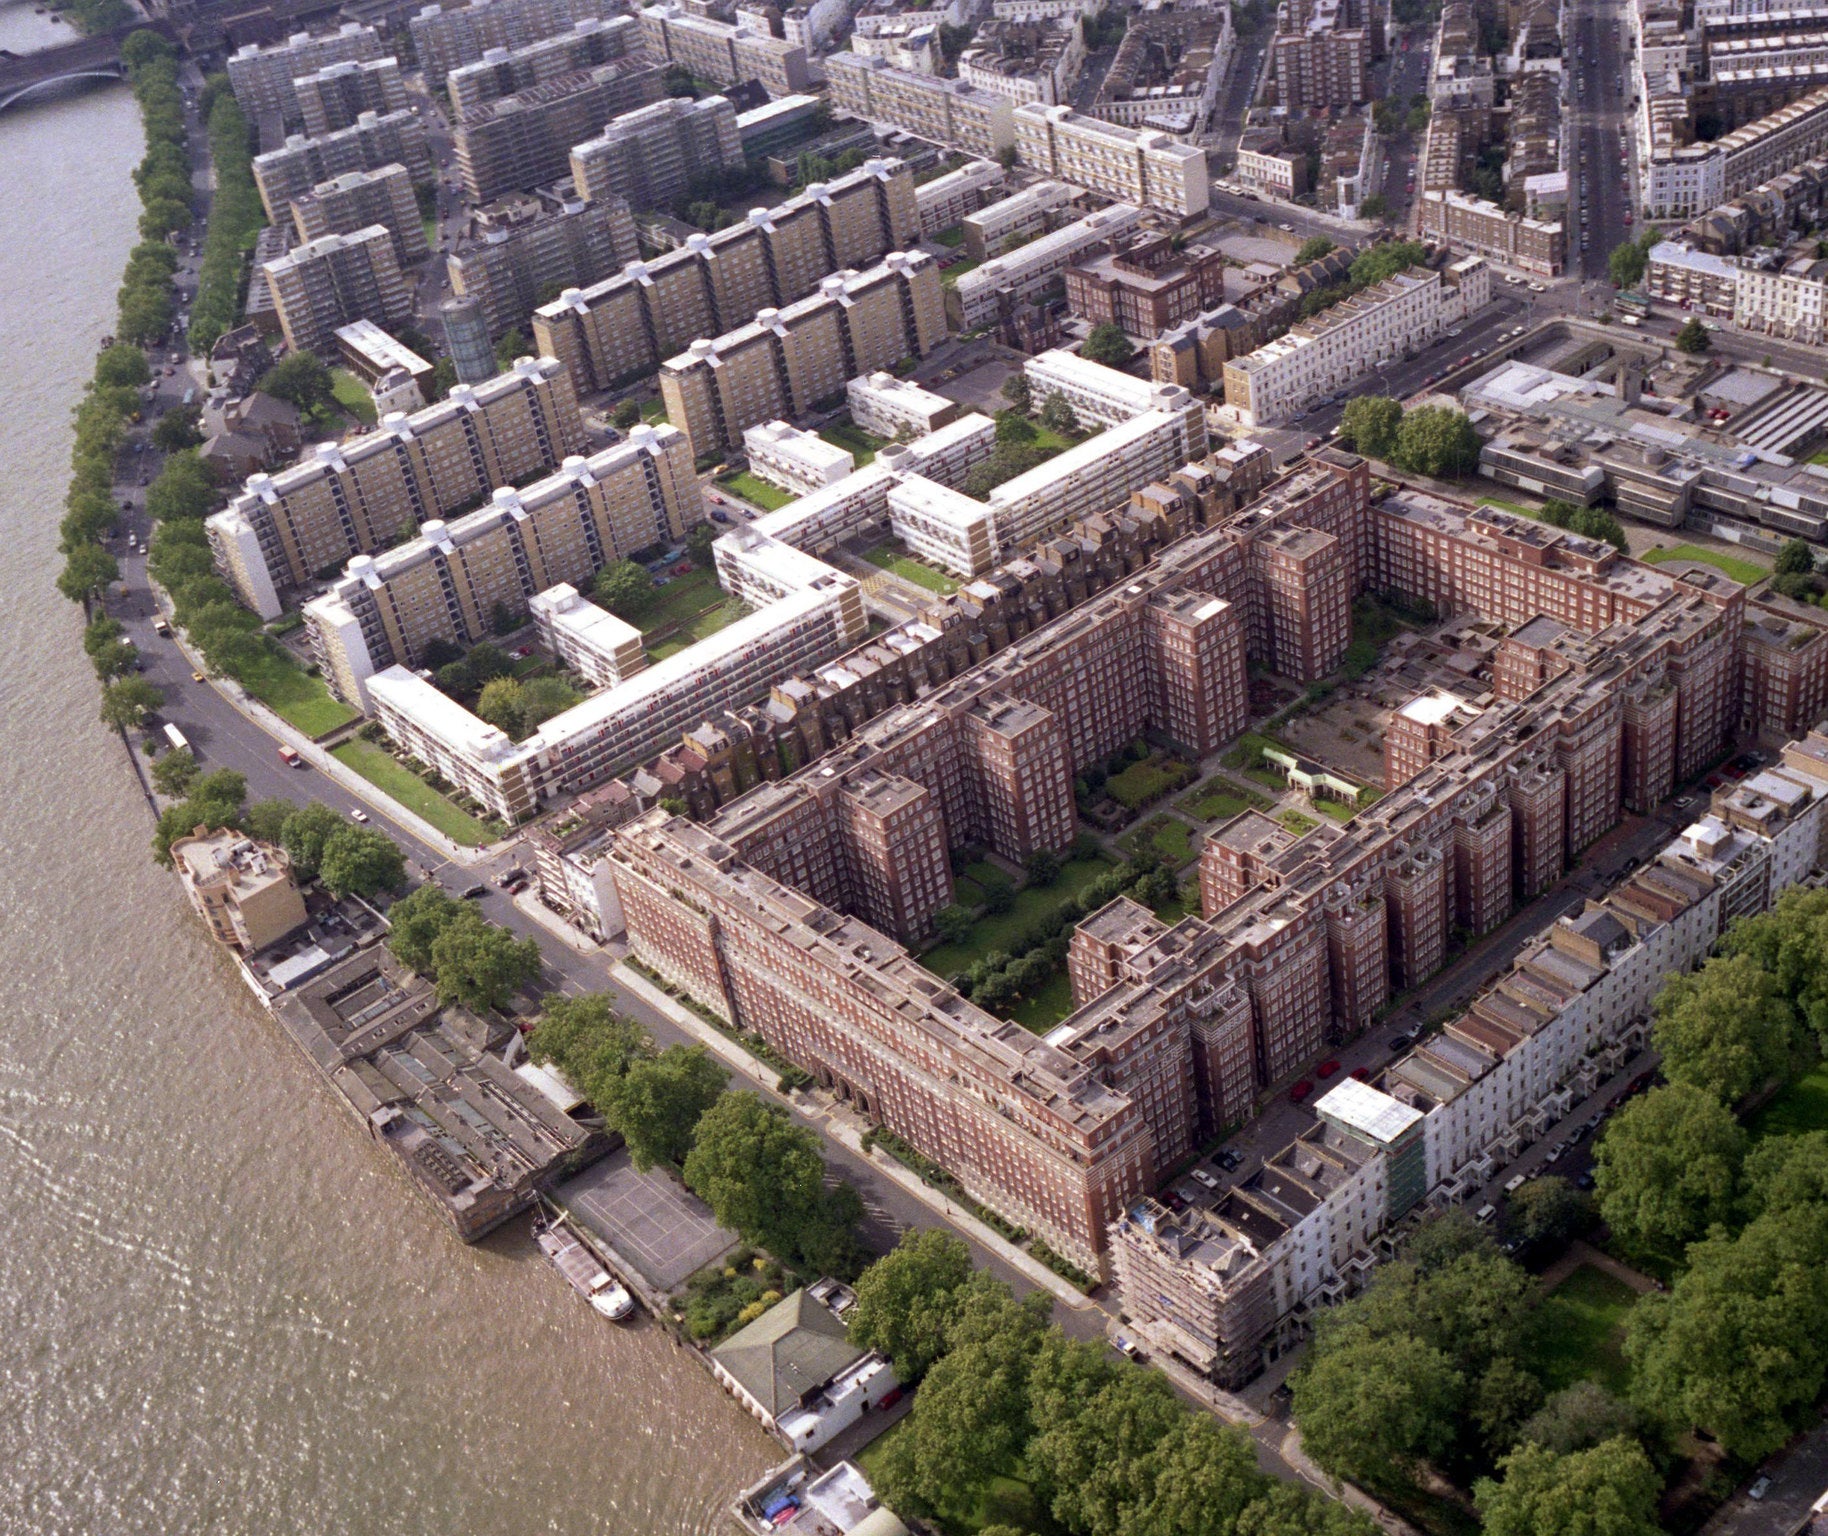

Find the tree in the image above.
[
  {"left": 261, "top": 352, "right": 335, "bottom": 419},
  {"left": 1517, "top": 1383, "right": 1641, "bottom": 1456},
  {"left": 518, "top": 676, "right": 583, "bottom": 733},
  {"left": 933, "top": 903, "right": 975, "bottom": 944},
  {"left": 1082, "top": 323, "right": 1134, "bottom": 368},
  {"left": 687, "top": 521, "right": 718, "bottom": 567},
  {"left": 1038, "top": 391, "right": 1079, "bottom": 435},
  {"left": 1609, "top": 241, "right": 1649, "bottom": 290},
  {"left": 594, "top": 558, "right": 656, "bottom": 619},
  {"left": 996, "top": 408, "right": 1039, "bottom": 445},
  {"left": 1474, "top": 1357, "right": 1547, "bottom": 1460},
  {"left": 99, "top": 676, "right": 163, "bottom": 729},
  {"left": 384, "top": 883, "right": 467, "bottom": 974},
  {"left": 152, "top": 403, "right": 203, "bottom": 452},
  {"left": 1359, "top": 193, "right": 1390, "bottom": 220},
  {"left": 1509, "top": 1175, "right": 1591, "bottom": 1248},
  {"left": 281, "top": 800, "right": 346, "bottom": 878},
  {"left": 1739, "top": 1130, "right": 1828, "bottom": 1223},
  {"left": 1295, "top": 235, "right": 1336, "bottom": 265},
  {"left": 1675, "top": 317, "right": 1711, "bottom": 354},
  {"left": 1291, "top": 1330, "right": 1463, "bottom": 1484},
  {"left": 1625, "top": 1201, "right": 1828, "bottom": 1459},
  {"left": 494, "top": 327, "right": 529, "bottom": 369},
  {"left": 1025, "top": 848, "right": 1062, "bottom": 886},
  {"left": 242, "top": 798, "right": 295, "bottom": 845},
  {"left": 1118, "top": 1416, "right": 1273, "bottom": 1536},
  {"left": 317, "top": 825, "right": 406, "bottom": 897},
  {"left": 1594, "top": 1083, "right": 1746, "bottom": 1255},
  {"left": 1393, "top": 405, "right": 1482, "bottom": 478},
  {"left": 870, "top": 1284, "right": 1052, "bottom": 1524},
  {"left": 1348, "top": 241, "right": 1427, "bottom": 288},
  {"left": 612, "top": 398, "right": 642, "bottom": 429},
  {"left": 847, "top": 1229, "right": 975, "bottom": 1382},
  {"left": 59, "top": 544, "right": 119, "bottom": 603},
  {"left": 95, "top": 343, "right": 151, "bottom": 389},
  {"left": 1000, "top": 373, "right": 1033, "bottom": 413},
  {"left": 606, "top": 1045, "right": 727, "bottom": 1169},
  {"left": 151, "top": 746, "right": 198, "bottom": 798},
  {"left": 1721, "top": 885, "right": 1828, "bottom": 1052},
  {"left": 1777, "top": 538, "right": 1815, "bottom": 576},
  {"left": 684, "top": 1091, "right": 833, "bottom": 1256},
  {"left": 429, "top": 915, "right": 541, "bottom": 1012},
  {"left": 150, "top": 769, "right": 248, "bottom": 865},
  {"left": 1235, "top": 1482, "right": 1379, "bottom": 1536},
  {"left": 476, "top": 676, "right": 525, "bottom": 736},
  {"left": 1652, "top": 953, "right": 1794, "bottom": 1105},
  {"left": 1339, "top": 395, "right": 1403, "bottom": 459},
  {"left": 1473, "top": 1438, "right": 1663, "bottom": 1536},
  {"left": 146, "top": 451, "right": 218, "bottom": 523},
  {"left": 91, "top": 637, "right": 140, "bottom": 680}
]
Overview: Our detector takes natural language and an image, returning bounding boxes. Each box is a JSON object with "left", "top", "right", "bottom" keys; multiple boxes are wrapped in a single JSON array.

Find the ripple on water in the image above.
[{"left": 0, "top": 19, "right": 773, "bottom": 1531}]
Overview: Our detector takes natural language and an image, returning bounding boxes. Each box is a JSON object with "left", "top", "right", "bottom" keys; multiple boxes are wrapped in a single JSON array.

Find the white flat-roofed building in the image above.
[
  {"left": 335, "top": 317, "right": 433, "bottom": 390},
  {"left": 961, "top": 178, "right": 1077, "bottom": 259},
  {"left": 885, "top": 411, "right": 997, "bottom": 485},
  {"left": 1024, "top": 348, "right": 1204, "bottom": 436},
  {"left": 744, "top": 465, "right": 899, "bottom": 559},
  {"left": 1222, "top": 265, "right": 1479, "bottom": 427},
  {"left": 1737, "top": 251, "right": 1828, "bottom": 343},
  {"left": 1646, "top": 240, "right": 1743, "bottom": 316},
  {"left": 1013, "top": 102, "right": 1210, "bottom": 216},
  {"left": 713, "top": 524, "right": 873, "bottom": 608},
  {"left": 743, "top": 421, "right": 857, "bottom": 493},
  {"left": 982, "top": 408, "right": 1191, "bottom": 553},
  {"left": 847, "top": 371, "right": 959, "bottom": 438},
  {"left": 949, "top": 202, "right": 1147, "bottom": 327},
  {"left": 915, "top": 158, "right": 1006, "bottom": 237},
  {"left": 368, "top": 574, "right": 863, "bottom": 820},
  {"left": 826, "top": 53, "right": 1018, "bottom": 160},
  {"left": 529, "top": 583, "right": 648, "bottom": 686},
  {"left": 887, "top": 474, "right": 1000, "bottom": 572}
]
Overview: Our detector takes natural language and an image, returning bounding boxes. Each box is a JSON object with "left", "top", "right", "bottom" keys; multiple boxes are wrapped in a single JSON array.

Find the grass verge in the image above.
[
  {"left": 234, "top": 650, "right": 358, "bottom": 737},
  {"left": 1749, "top": 1058, "right": 1828, "bottom": 1139},
  {"left": 716, "top": 470, "right": 794, "bottom": 510},
  {"left": 330, "top": 368, "right": 377, "bottom": 427},
  {"left": 923, "top": 856, "right": 1113, "bottom": 976},
  {"left": 1119, "top": 814, "right": 1197, "bottom": 867},
  {"left": 330, "top": 739, "right": 494, "bottom": 846}
]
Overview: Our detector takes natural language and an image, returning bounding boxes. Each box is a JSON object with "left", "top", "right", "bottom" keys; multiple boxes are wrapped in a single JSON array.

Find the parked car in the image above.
[
  {"left": 461, "top": 883, "right": 487, "bottom": 899},
  {"left": 494, "top": 867, "right": 526, "bottom": 888},
  {"left": 1317, "top": 1058, "right": 1341, "bottom": 1079},
  {"left": 1475, "top": 1202, "right": 1497, "bottom": 1224},
  {"left": 1388, "top": 1032, "right": 1414, "bottom": 1051},
  {"left": 1190, "top": 1167, "right": 1220, "bottom": 1190},
  {"left": 1748, "top": 1478, "right": 1772, "bottom": 1502},
  {"left": 1290, "top": 1079, "right": 1314, "bottom": 1103},
  {"left": 349, "top": 809, "right": 369, "bottom": 823}
]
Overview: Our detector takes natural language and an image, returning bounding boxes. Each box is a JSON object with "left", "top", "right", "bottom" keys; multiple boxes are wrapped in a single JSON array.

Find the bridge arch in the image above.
[{"left": 0, "top": 64, "right": 128, "bottom": 113}]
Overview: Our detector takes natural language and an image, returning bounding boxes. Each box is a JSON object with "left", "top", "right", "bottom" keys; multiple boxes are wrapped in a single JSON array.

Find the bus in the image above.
[
  {"left": 1616, "top": 290, "right": 1651, "bottom": 318},
  {"left": 163, "top": 723, "right": 189, "bottom": 755}
]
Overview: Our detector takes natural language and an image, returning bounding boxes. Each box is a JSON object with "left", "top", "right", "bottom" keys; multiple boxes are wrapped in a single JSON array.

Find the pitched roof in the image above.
[{"left": 711, "top": 1289, "right": 862, "bottom": 1418}]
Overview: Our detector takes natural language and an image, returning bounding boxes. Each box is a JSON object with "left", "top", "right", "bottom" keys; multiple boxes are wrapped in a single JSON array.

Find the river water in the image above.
[{"left": 0, "top": 8, "right": 773, "bottom": 1531}]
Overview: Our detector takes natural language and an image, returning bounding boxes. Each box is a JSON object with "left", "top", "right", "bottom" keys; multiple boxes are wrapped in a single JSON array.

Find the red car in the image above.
[
  {"left": 1290, "top": 1079, "right": 1314, "bottom": 1103},
  {"left": 1317, "top": 1058, "right": 1341, "bottom": 1079},
  {"left": 1349, "top": 1066, "right": 1370, "bottom": 1081}
]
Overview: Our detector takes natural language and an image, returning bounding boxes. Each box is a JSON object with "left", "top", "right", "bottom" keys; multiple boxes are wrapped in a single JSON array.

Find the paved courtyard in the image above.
[{"left": 558, "top": 1150, "right": 736, "bottom": 1292}]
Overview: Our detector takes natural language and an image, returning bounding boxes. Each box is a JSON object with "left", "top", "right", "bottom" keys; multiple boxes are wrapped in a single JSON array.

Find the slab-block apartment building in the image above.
[{"left": 533, "top": 158, "right": 922, "bottom": 397}]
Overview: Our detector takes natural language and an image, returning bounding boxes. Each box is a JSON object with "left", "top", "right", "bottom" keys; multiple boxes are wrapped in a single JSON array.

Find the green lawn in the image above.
[
  {"left": 1479, "top": 495, "right": 1544, "bottom": 520},
  {"left": 941, "top": 256, "right": 983, "bottom": 288},
  {"left": 234, "top": 650, "right": 358, "bottom": 737},
  {"left": 863, "top": 542, "right": 960, "bottom": 594},
  {"left": 420, "top": 214, "right": 438, "bottom": 253},
  {"left": 636, "top": 566, "right": 727, "bottom": 635},
  {"left": 1008, "top": 968, "right": 1077, "bottom": 1032},
  {"left": 1749, "top": 1058, "right": 1828, "bottom": 1140},
  {"left": 1119, "top": 814, "right": 1198, "bottom": 867},
  {"left": 1531, "top": 1265, "right": 1639, "bottom": 1395},
  {"left": 1279, "top": 810, "right": 1319, "bottom": 835},
  {"left": 646, "top": 595, "right": 750, "bottom": 660},
  {"left": 923, "top": 856, "right": 1113, "bottom": 977},
  {"left": 820, "top": 418, "right": 888, "bottom": 468},
  {"left": 1178, "top": 780, "right": 1273, "bottom": 822},
  {"left": 717, "top": 469, "right": 794, "bottom": 510},
  {"left": 640, "top": 396, "right": 666, "bottom": 422},
  {"left": 330, "top": 739, "right": 494, "bottom": 846},
  {"left": 1313, "top": 796, "right": 1360, "bottom": 821},
  {"left": 1641, "top": 544, "right": 1770, "bottom": 585},
  {"left": 330, "top": 368, "right": 377, "bottom": 427},
  {"left": 933, "top": 225, "right": 967, "bottom": 247}
]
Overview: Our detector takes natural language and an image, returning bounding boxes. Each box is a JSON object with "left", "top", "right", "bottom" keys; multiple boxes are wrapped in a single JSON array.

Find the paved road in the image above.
[
  {"left": 1379, "top": 28, "right": 1434, "bottom": 227},
  {"left": 1567, "top": 0, "right": 1638, "bottom": 280},
  {"left": 1707, "top": 1426, "right": 1828, "bottom": 1536}
]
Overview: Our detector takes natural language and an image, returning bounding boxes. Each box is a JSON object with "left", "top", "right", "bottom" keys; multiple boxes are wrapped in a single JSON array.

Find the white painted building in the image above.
[
  {"left": 846, "top": 371, "right": 958, "bottom": 438},
  {"left": 743, "top": 421, "right": 857, "bottom": 492},
  {"left": 949, "top": 201, "right": 1146, "bottom": 327},
  {"left": 1013, "top": 101, "right": 1210, "bottom": 216},
  {"left": 914, "top": 158, "right": 1006, "bottom": 237},
  {"left": 528, "top": 584, "right": 648, "bottom": 688}
]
